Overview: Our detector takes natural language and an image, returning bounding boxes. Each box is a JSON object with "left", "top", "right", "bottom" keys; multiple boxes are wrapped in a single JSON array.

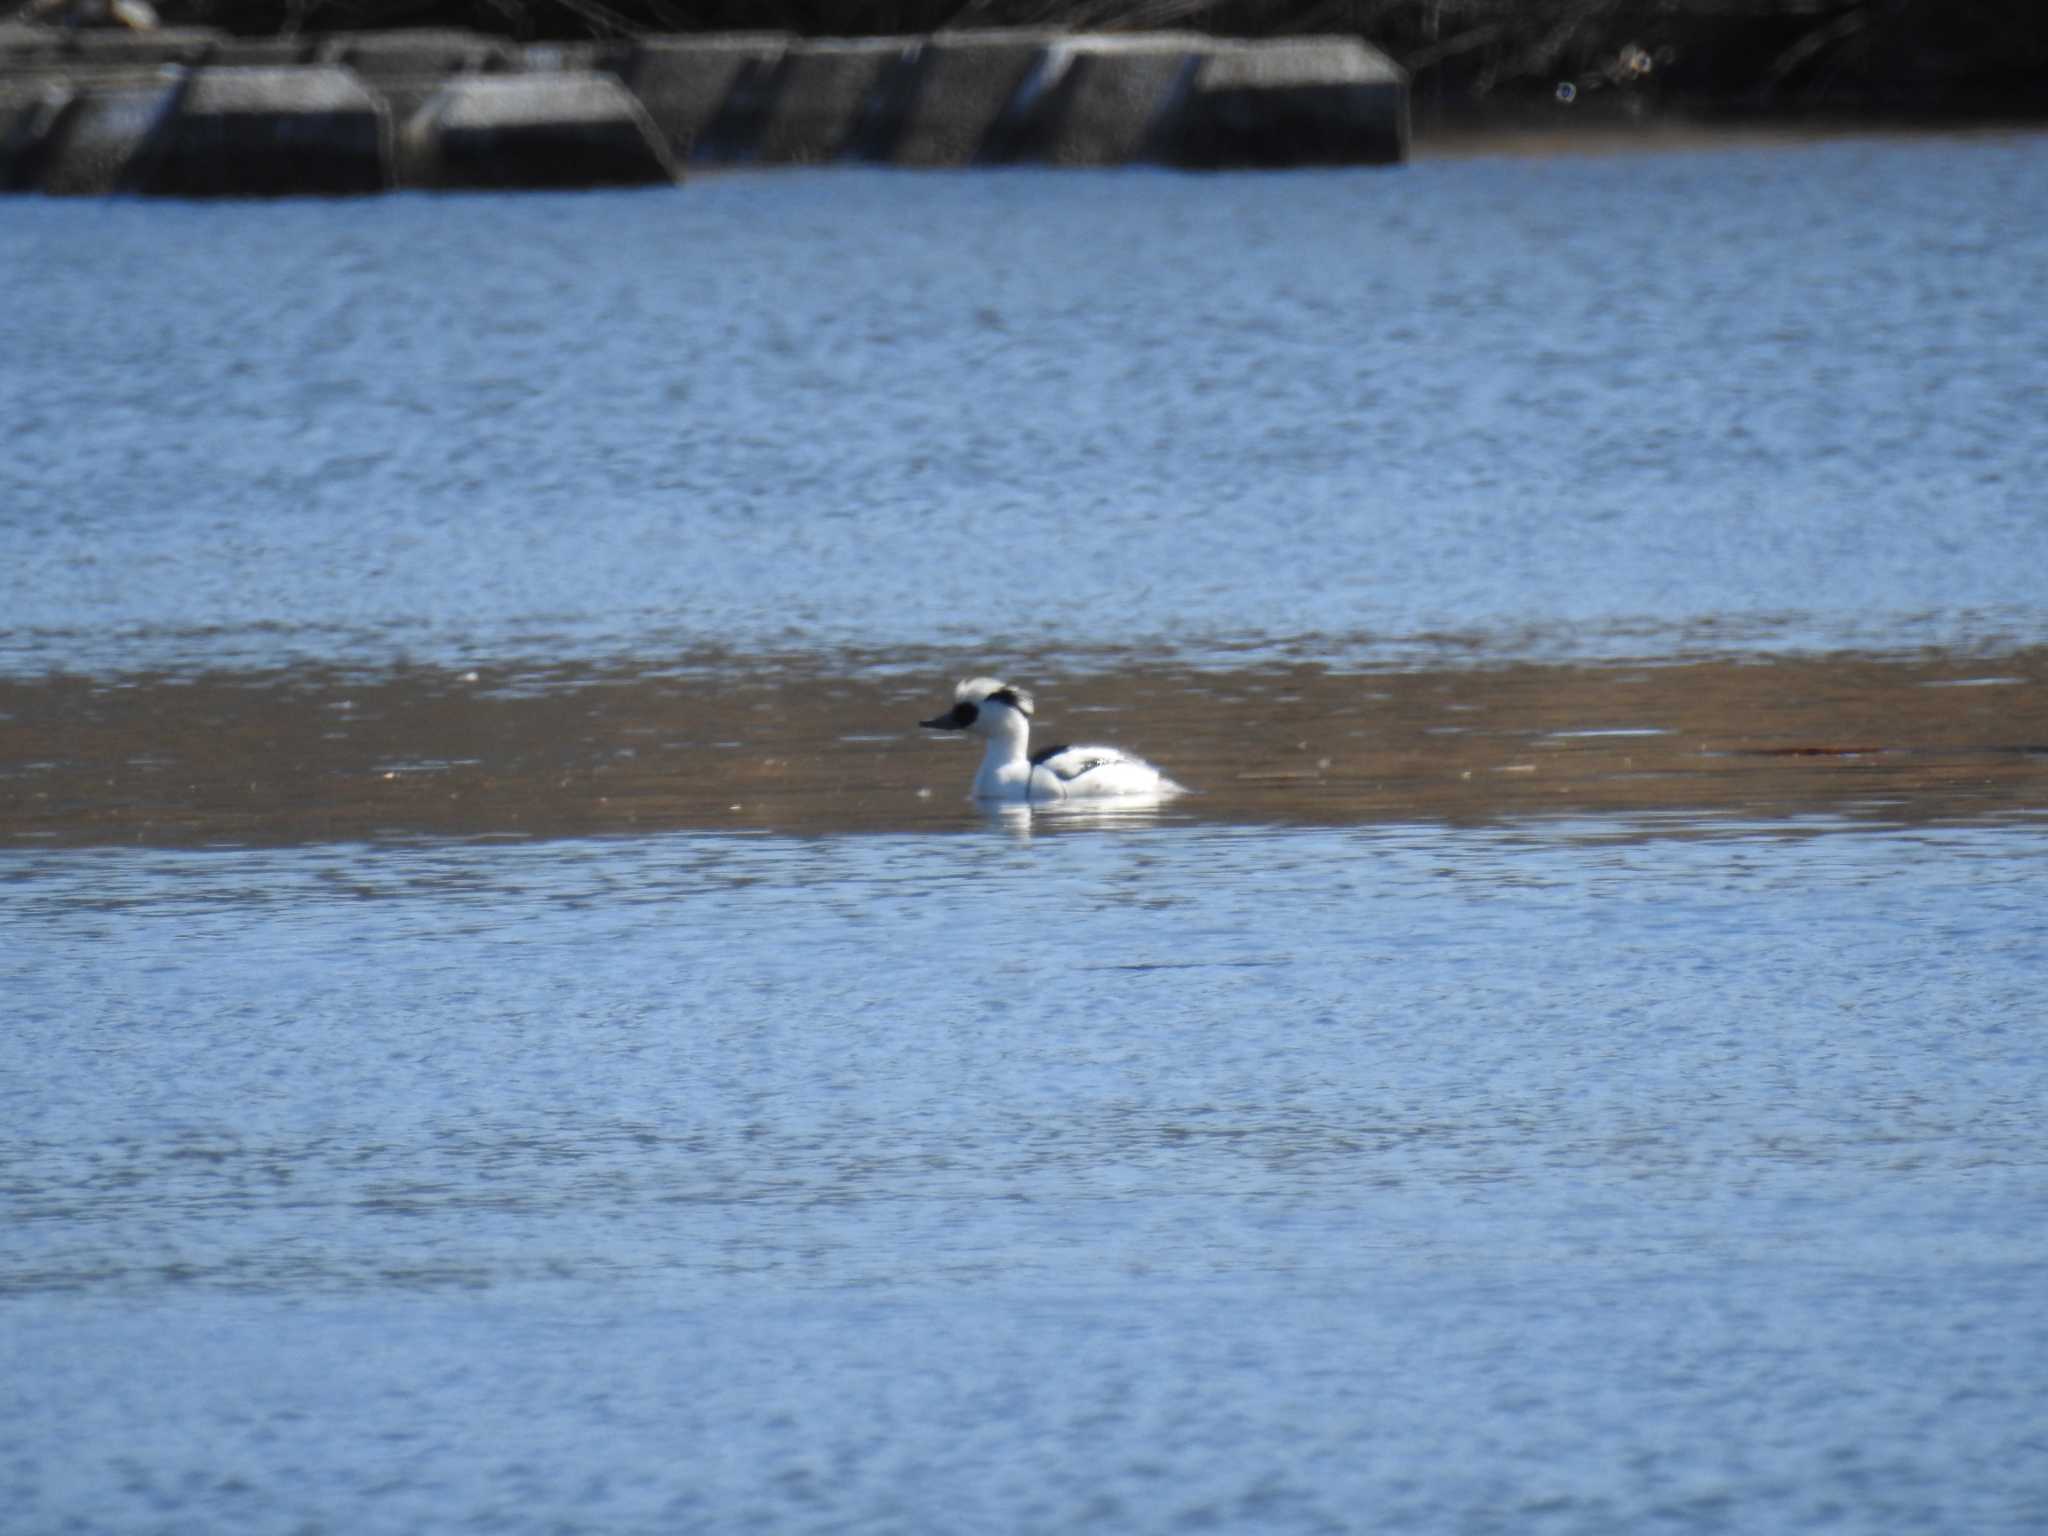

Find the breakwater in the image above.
[{"left": 0, "top": 26, "right": 1407, "bottom": 195}]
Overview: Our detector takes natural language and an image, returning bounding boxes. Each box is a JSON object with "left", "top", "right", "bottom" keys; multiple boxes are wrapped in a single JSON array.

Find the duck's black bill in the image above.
[{"left": 920, "top": 703, "right": 976, "bottom": 731}]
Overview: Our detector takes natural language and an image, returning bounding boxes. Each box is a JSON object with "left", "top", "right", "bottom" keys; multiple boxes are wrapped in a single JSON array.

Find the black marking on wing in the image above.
[{"left": 1032, "top": 745, "right": 1120, "bottom": 781}]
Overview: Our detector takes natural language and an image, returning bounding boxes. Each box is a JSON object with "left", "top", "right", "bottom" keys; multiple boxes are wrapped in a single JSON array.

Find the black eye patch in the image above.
[
  {"left": 953, "top": 701, "right": 980, "bottom": 726},
  {"left": 984, "top": 687, "right": 1033, "bottom": 716}
]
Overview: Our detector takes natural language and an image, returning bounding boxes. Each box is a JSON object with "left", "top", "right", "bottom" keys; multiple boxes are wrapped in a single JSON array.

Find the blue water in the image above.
[
  {"left": 5, "top": 823, "right": 2047, "bottom": 1532},
  {"left": 3, "top": 136, "right": 2046, "bottom": 675},
  {"left": 4, "top": 133, "right": 2048, "bottom": 1533}
]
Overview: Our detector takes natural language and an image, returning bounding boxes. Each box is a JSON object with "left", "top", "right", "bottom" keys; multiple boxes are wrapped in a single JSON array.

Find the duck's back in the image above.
[{"left": 1029, "top": 743, "right": 1175, "bottom": 799}]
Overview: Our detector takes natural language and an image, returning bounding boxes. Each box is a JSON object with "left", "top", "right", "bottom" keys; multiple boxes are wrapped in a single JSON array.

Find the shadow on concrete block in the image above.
[
  {"left": 36, "top": 70, "right": 185, "bottom": 193},
  {"left": 623, "top": 32, "right": 788, "bottom": 163},
  {"left": 885, "top": 30, "right": 1050, "bottom": 166},
  {"left": 1, "top": 77, "right": 71, "bottom": 189},
  {"left": 1160, "top": 37, "right": 1407, "bottom": 167},
  {"left": 399, "top": 72, "right": 675, "bottom": 190},
  {"left": 751, "top": 38, "right": 916, "bottom": 164},
  {"left": 145, "top": 65, "right": 388, "bottom": 196}
]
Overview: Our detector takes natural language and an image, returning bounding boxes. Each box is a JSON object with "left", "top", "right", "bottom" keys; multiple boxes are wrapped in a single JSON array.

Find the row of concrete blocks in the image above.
[{"left": 0, "top": 27, "right": 1408, "bottom": 194}]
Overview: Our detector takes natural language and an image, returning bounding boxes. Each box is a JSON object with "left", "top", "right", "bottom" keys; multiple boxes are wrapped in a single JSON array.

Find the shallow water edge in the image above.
[{"left": 5, "top": 648, "right": 2042, "bottom": 845}]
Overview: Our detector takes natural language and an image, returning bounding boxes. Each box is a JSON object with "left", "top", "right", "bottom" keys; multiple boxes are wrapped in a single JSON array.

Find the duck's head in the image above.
[{"left": 920, "top": 676, "right": 1034, "bottom": 738}]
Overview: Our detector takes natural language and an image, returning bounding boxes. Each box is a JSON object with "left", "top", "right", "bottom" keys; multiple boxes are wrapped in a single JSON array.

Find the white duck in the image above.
[{"left": 919, "top": 676, "right": 1182, "bottom": 802}]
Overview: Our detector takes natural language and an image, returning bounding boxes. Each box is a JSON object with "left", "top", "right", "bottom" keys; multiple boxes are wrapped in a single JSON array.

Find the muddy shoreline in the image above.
[{"left": 5, "top": 651, "right": 2043, "bottom": 846}]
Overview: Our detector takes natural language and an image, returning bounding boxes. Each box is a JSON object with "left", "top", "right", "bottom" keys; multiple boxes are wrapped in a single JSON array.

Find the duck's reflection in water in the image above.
[{"left": 979, "top": 793, "right": 1193, "bottom": 843}]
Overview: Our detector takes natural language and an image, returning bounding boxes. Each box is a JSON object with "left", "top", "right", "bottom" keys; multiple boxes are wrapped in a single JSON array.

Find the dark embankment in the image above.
[{"left": 112, "top": 0, "right": 2048, "bottom": 122}]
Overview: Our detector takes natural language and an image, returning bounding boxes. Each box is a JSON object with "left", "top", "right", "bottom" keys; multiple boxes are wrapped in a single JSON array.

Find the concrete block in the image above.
[
  {"left": 145, "top": 64, "right": 388, "bottom": 196},
  {"left": 516, "top": 39, "right": 632, "bottom": 77},
  {"left": 59, "top": 26, "right": 219, "bottom": 66},
  {"left": 0, "top": 22, "right": 63, "bottom": 62},
  {"left": 750, "top": 37, "right": 915, "bottom": 164},
  {"left": 1160, "top": 36, "right": 1407, "bottom": 167},
  {"left": 0, "top": 27, "right": 1413, "bottom": 187},
  {"left": 622, "top": 32, "right": 789, "bottom": 163},
  {"left": 360, "top": 73, "right": 448, "bottom": 138},
  {"left": 0, "top": 76, "right": 72, "bottom": 189},
  {"left": 36, "top": 70, "right": 183, "bottom": 192},
  {"left": 988, "top": 32, "right": 1202, "bottom": 165},
  {"left": 399, "top": 72, "right": 675, "bottom": 190},
  {"left": 209, "top": 36, "right": 316, "bottom": 68},
  {"left": 885, "top": 30, "right": 1051, "bottom": 166},
  {"left": 317, "top": 29, "right": 513, "bottom": 79}
]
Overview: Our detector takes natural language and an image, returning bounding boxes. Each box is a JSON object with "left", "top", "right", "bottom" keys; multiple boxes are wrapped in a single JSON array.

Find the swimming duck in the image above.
[{"left": 919, "top": 676, "right": 1182, "bottom": 802}]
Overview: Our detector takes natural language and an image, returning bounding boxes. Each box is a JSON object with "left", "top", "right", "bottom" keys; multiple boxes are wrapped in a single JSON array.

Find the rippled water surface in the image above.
[
  {"left": 7, "top": 823, "right": 2047, "bottom": 1533},
  {"left": 4, "top": 132, "right": 2048, "bottom": 1534},
  {"left": 4, "top": 135, "right": 2046, "bottom": 673}
]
